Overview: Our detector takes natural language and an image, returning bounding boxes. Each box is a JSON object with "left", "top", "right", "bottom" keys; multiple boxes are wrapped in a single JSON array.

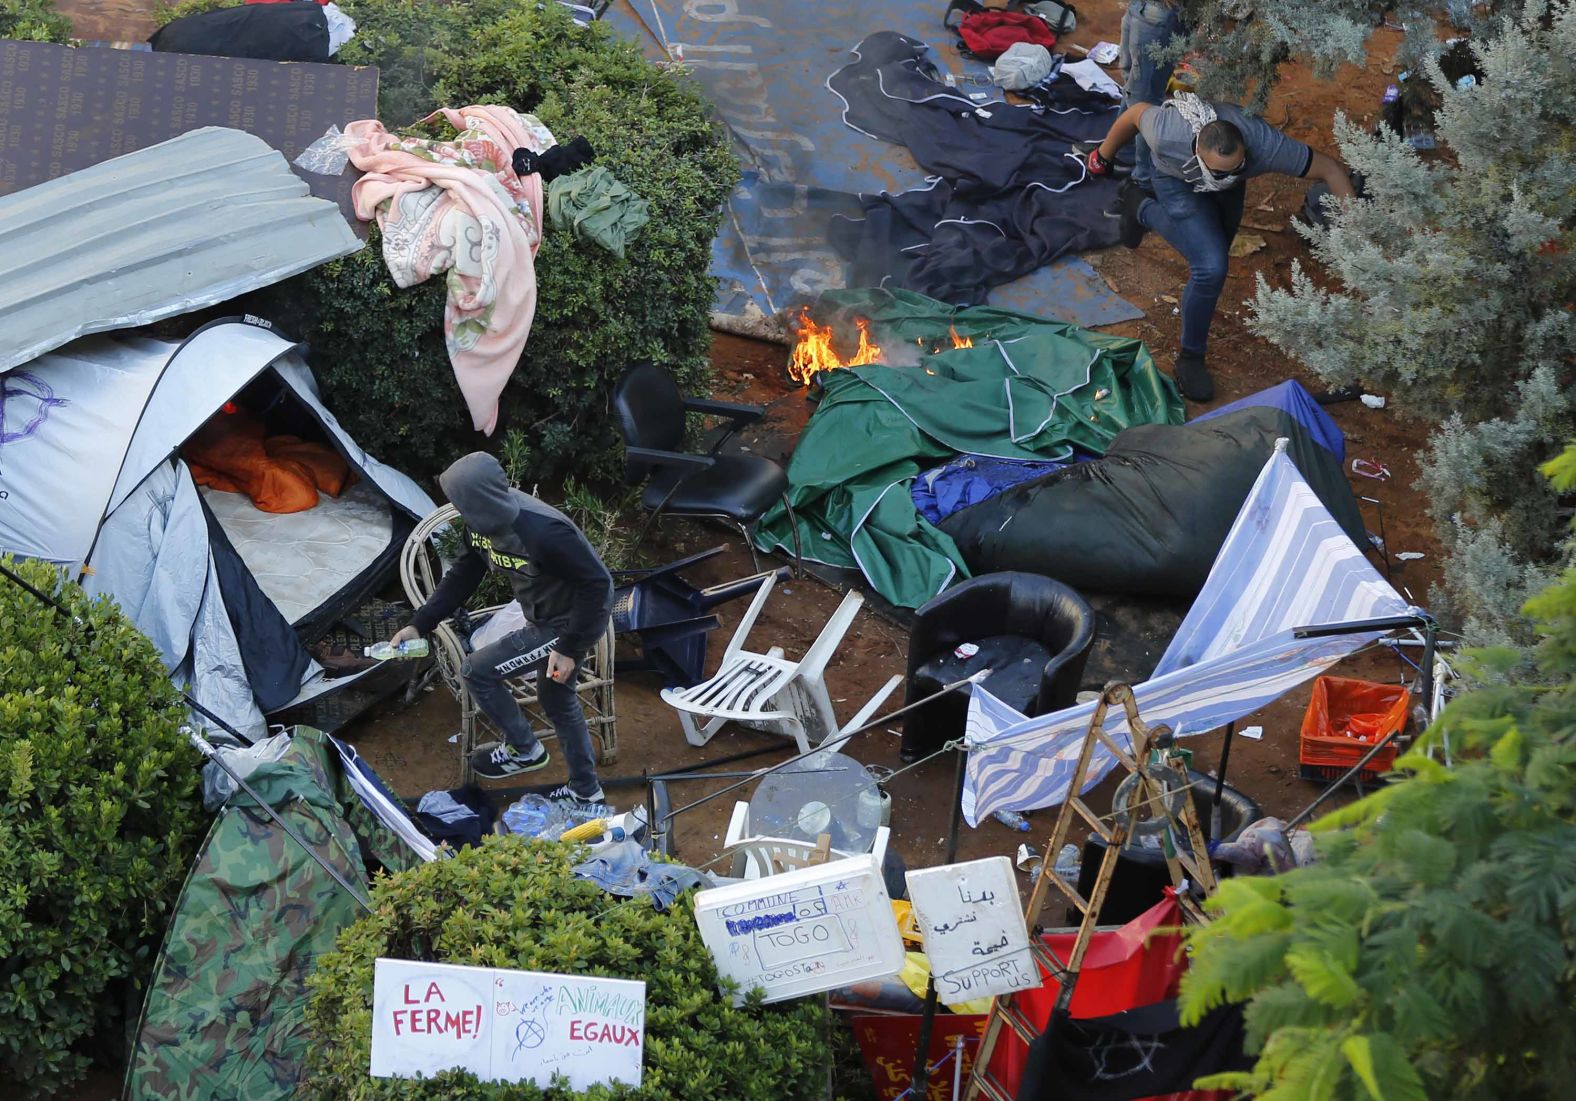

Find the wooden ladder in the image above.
[{"left": 963, "top": 683, "right": 1217, "bottom": 1101}]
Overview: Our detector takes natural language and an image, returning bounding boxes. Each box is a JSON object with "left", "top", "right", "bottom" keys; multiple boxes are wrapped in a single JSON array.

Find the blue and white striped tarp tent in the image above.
[{"left": 961, "top": 441, "right": 1418, "bottom": 826}]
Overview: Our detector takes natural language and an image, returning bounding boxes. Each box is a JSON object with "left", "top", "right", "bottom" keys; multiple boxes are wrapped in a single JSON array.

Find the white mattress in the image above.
[{"left": 203, "top": 480, "right": 394, "bottom": 625}]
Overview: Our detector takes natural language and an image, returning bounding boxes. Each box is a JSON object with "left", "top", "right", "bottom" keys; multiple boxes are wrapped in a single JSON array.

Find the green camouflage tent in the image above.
[{"left": 124, "top": 727, "right": 426, "bottom": 1100}]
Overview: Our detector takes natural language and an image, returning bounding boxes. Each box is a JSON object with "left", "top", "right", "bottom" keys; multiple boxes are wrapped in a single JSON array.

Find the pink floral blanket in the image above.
[{"left": 346, "top": 105, "right": 555, "bottom": 435}]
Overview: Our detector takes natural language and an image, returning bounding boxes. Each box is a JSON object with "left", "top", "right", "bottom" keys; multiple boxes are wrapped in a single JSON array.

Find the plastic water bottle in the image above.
[
  {"left": 992, "top": 809, "right": 1031, "bottom": 831},
  {"left": 364, "top": 638, "right": 430, "bottom": 660},
  {"left": 1053, "top": 843, "right": 1081, "bottom": 883}
]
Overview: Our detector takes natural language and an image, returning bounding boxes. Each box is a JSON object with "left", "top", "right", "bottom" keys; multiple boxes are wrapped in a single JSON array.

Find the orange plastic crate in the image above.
[{"left": 1299, "top": 675, "right": 1410, "bottom": 775}]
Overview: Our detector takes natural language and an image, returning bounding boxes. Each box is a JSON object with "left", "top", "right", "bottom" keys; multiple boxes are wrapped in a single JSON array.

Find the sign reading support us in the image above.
[
  {"left": 369, "top": 959, "right": 645, "bottom": 1090},
  {"left": 906, "top": 856, "right": 1042, "bottom": 1006}
]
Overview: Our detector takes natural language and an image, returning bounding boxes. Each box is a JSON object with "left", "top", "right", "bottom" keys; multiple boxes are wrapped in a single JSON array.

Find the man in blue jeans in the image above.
[
  {"left": 1084, "top": 95, "right": 1356, "bottom": 401},
  {"left": 392, "top": 452, "right": 613, "bottom": 804},
  {"left": 1120, "top": 0, "right": 1186, "bottom": 192}
]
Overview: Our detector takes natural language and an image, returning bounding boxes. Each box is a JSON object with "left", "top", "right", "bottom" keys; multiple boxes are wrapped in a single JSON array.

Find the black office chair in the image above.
[
  {"left": 612, "top": 363, "right": 802, "bottom": 572},
  {"left": 900, "top": 572, "right": 1097, "bottom": 762}
]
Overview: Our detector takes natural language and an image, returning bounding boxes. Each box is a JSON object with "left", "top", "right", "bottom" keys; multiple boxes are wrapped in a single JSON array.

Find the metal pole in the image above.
[
  {"left": 659, "top": 671, "right": 989, "bottom": 833},
  {"left": 1418, "top": 617, "right": 1438, "bottom": 720},
  {"left": 911, "top": 741, "right": 968, "bottom": 1095},
  {"left": 187, "top": 725, "right": 373, "bottom": 911},
  {"left": 1210, "top": 721, "right": 1234, "bottom": 839},
  {"left": 1287, "top": 728, "right": 1400, "bottom": 829}
]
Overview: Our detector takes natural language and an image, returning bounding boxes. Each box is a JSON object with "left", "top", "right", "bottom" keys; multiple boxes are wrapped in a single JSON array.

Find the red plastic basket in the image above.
[{"left": 1299, "top": 675, "right": 1410, "bottom": 775}]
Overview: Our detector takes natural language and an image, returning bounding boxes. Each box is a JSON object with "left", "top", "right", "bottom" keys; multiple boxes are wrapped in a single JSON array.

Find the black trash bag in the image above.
[
  {"left": 150, "top": 4, "right": 330, "bottom": 63},
  {"left": 940, "top": 408, "right": 1367, "bottom": 600}
]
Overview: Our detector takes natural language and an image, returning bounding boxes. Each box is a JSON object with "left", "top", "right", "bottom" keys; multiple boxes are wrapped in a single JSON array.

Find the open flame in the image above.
[
  {"left": 787, "top": 311, "right": 978, "bottom": 386},
  {"left": 787, "top": 308, "right": 882, "bottom": 386}
]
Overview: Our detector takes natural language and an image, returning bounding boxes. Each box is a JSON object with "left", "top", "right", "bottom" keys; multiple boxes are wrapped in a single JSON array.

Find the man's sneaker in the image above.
[
  {"left": 547, "top": 783, "right": 607, "bottom": 807},
  {"left": 470, "top": 742, "right": 550, "bottom": 779},
  {"left": 1172, "top": 352, "right": 1215, "bottom": 403},
  {"left": 1118, "top": 180, "right": 1149, "bottom": 249}
]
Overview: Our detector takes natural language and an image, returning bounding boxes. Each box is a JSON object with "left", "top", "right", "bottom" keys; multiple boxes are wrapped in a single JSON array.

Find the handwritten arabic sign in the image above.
[
  {"left": 905, "top": 857, "right": 1042, "bottom": 1006},
  {"left": 694, "top": 853, "right": 904, "bottom": 1005},
  {"left": 369, "top": 959, "right": 644, "bottom": 1090}
]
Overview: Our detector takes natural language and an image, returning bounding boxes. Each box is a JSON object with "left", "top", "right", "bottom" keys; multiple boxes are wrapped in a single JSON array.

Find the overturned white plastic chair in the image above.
[
  {"left": 659, "top": 572, "right": 865, "bottom": 754},
  {"left": 723, "top": 802, "right": 892, "bottom": 880}
]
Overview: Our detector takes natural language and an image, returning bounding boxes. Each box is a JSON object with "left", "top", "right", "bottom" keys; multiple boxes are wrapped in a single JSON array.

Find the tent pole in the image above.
[
  {"left": 1286, "top": 728, "right": 1400, "bottom": 829},
  {"left": 911, "top": 740, "right": 967, "bottom": 1095},
  {"left": 1211, "top": 722, "right": 1234, "bottom": 839},
  {"left": 184, "top": 725, "right": 374, "bottom": 912}
]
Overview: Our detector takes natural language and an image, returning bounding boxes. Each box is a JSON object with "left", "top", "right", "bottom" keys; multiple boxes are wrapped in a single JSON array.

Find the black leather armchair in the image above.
[
  {"left": 612, "top": 364, "right": 801, "bottom": 571},
  {"left": 901, "top": 572, "right": 1097, "bottom": 762}
]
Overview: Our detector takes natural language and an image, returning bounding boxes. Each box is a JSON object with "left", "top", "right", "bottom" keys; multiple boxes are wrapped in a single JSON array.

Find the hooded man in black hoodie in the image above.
[{"left": 391, "top": 453, "right": 613, "bottom": 801}]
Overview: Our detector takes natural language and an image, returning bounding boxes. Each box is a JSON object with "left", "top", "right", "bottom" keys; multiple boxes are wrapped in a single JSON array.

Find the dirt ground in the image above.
[
  {"left": 336, "top": 5, "right": 1444, "bottom": 884},
  {"left": 49, "top": 1, "right": 1445, "bottom": 1096}
]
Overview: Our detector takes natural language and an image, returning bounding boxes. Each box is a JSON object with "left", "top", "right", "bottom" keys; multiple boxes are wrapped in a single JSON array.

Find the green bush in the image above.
[
  {"left": 0, "top": 0, "right": 71, "bottom": 41},
  {"left": 251, "top": 0, "right": 736, "bottom": 486},
  {"left": 0, "top": 558, "right": 206, "bottom": 1095},
  {"left": 302, "top": 838, "right": 832, "bottom": 1099}
]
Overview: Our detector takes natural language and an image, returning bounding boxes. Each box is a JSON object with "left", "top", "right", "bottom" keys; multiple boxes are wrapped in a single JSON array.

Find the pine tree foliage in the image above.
[
  {"left": 1179, "top": 444, "right": 1576, "bottom": 1100},
  {"left": 1247, "top": 3, "right": 1576, "bottom": 646},
  {"left": 1168, "top": 1, "right": 1538, "bottom": 108}
]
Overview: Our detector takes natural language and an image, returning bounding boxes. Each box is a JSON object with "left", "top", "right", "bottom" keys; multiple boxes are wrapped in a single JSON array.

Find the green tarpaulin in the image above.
[{"left": 756, "top": 289, "right": 1182, "bottom": 609}]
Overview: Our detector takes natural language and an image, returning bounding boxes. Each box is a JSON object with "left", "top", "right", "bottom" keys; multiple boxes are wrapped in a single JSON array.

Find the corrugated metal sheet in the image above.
[{"left": 0, "top": 126, "right": 362, "bottom": 373}]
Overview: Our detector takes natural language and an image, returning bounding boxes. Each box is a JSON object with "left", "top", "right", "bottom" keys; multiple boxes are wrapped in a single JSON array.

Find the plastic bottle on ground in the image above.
[
  {"left": 1053, "top": 843, "right": 1081, "bottom": 883},
  {"left": 992, "top": 809, "right": 1031, "bottom": 831}
]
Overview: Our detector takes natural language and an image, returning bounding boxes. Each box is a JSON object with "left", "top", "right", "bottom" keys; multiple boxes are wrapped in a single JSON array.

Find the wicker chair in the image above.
[{"left": 400, "top": 504, "right": 617, "bottom": 783}]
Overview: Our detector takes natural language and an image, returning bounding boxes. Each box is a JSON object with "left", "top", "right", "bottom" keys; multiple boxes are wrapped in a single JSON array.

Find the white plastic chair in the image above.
[
  {"left": 659, "top": 572, "right": 864, "bottom": 754},
  {"left": 723, "top": 802, "right": 891, "bottom": 880}
]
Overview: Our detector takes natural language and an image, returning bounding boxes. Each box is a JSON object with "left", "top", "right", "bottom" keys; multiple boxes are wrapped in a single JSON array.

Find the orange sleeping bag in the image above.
[{"left": 184, "top": 408, "right": 356, "bottom": 514}]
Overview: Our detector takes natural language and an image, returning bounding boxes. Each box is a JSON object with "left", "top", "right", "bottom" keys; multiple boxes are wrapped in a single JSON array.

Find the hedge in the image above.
[
  {"left": 0, "top": 558, "right": 206, "bottom": 1096},
  {"left": 246, "top": 0, "right": 738, "bottom": 485},
  {"left": 302, "top": 838, "right": 833, "bottom": 1099}
]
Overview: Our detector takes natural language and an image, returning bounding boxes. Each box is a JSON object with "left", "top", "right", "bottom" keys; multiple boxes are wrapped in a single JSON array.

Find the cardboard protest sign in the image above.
[
  {"left": 905, "top": 856, "right": 1042, "bottom": 1006},
  {"left": 694, "top": 852, "right": 904, "bottom": 1005},
  {"left": 370, "top": 959, "right": 644, "bottom": 1089}
]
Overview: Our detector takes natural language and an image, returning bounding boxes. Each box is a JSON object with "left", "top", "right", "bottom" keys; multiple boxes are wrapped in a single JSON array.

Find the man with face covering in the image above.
[
  {"left": 391, "top": 453, "right": 613, "bottom": 801},
  {"left": 1082, "top": 94, "right": 1356, "bottom": 402}
]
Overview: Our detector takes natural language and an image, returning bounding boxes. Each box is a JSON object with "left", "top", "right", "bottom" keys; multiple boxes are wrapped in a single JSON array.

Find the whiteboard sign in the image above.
[
  {"left": 694, "top": 853, "right": 904, "bottom": 1005},
  {"left": 906, "top": 856, "right": 1042, "bottom": 1006},
  {"left": 369, "top": 959, "right": 644, "bottom": 1089}
]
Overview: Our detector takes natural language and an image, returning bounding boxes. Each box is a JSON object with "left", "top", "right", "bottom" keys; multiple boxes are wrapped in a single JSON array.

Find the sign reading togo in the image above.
[
  {"left": 694, "top": 853, "right": 904, "bottom": 1005},
  {"left": 369, "top": 959, "right": 645, "bottom": 1089}
]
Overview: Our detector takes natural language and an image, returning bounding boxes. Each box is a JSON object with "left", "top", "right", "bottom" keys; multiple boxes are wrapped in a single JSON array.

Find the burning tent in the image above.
[{"left": 755, "top": 288, "right": 1183, "bottom": 608}]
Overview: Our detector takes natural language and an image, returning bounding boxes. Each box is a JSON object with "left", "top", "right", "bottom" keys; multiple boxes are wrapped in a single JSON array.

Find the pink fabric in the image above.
[{"left": 346, "top": 105, "right": 550, "bottom": 435}]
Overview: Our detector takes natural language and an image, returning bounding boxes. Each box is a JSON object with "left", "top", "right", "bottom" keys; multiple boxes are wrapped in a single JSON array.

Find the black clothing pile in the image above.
[{"left": 826, "top": 32, "right": 1122, "bottom": 305}]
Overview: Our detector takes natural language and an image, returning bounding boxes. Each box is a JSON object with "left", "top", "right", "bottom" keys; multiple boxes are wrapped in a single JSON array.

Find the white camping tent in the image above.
[{"left": 0, "top": 318, "right": 435, "bottom": 739}]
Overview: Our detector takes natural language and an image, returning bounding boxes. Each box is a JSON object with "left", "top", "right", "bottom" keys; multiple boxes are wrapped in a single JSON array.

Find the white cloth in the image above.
[
  {"left": 322, "top": 3, "right": 355, "bottom": 54},
  {"left": 1062, "top": 58, "right": 1121, "bottom": 98}
]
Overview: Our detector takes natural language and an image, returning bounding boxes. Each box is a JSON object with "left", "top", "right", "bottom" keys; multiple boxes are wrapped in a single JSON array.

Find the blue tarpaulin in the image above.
[{"left": 606, "top": 0, "right": 1142, "bottom": 330}]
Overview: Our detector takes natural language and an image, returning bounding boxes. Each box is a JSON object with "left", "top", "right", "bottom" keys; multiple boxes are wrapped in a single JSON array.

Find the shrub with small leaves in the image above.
[
  {"left": 0, "top": 557, "right": 205, "bottom": 1096},
  {"left": 302, "top": 838, "right": 832, "bottom": 1099}
]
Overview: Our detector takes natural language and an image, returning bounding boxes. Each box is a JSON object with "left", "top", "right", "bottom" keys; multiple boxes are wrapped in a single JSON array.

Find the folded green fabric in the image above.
[{"left": 546, "top": 165, "right": 651, "bottom": 258}]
